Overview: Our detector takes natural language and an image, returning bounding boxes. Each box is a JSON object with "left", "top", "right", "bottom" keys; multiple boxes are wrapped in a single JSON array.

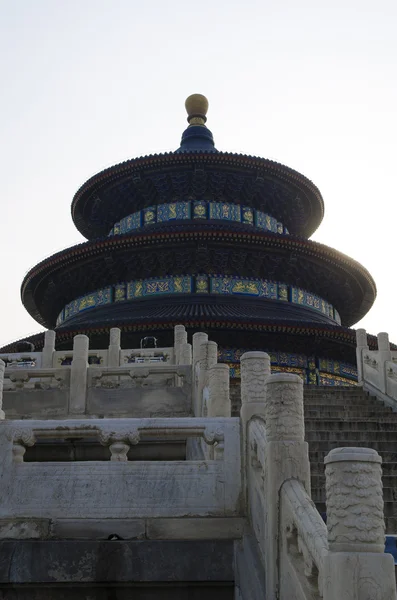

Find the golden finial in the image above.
[{"left": 185, "top": 94, "right": 209, "bottom": 126}]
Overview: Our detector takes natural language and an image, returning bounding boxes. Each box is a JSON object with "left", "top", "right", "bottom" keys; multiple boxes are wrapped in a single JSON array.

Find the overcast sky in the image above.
[{"left": 1, "top": 0, "right": 396, "bottom": 348}]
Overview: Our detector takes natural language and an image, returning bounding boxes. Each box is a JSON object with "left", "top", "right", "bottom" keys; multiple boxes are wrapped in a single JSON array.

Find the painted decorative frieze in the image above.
[{"left": 108, "top": 200, "right": 289, "bottom": 236}]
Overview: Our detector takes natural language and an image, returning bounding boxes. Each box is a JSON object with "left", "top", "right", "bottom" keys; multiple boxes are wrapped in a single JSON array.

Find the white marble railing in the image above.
[
  {"left": 0, "top": 417, "right": 241, "bottom": 520},
  {"left": 0, "top": 328, "right": 181, "bottom": 370},
  {"left": 239, "top": 351, "right": 397, "bottom": 600},
  {"left": 356, "top": 329, "right": 397, "bottom": 409},
  {"left": 0, "top": 327, "right": 197, "bottom": 418},
  {"left": 279, "top": 479, "right": 327, "bottom": 599},
  {"left": 191, "top": 331, "right": 231, "bottom": 419},
  {"left": 4, "top": 367, "right": 70, "bottom": 392},
  {"left": 0, "top": 325, "right": 233, "bottom": 420}
]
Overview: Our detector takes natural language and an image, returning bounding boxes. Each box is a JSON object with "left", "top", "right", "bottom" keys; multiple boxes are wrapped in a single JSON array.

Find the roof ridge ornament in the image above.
[
  {"left": 185, "top": 93, "right": 209, "bottom": 126},
  {"left": 176, "top": 94, "right": 217, "bottom": 153}
]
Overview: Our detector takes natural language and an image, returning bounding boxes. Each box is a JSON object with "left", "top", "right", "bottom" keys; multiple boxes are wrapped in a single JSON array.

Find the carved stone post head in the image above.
[
  {"left": 72, "top": 334, "right": 89, "bottom": 360},
  {"left": 240, "top": 351, "right": 270, "bottom": 406},
  {"left": 377, "top": 331, "right": 390, "bottom": 352},
  {"left": 179, "top": 343, "right": 192, "bottom": 365},
  {"left": 109, "top": 328, "right": 121, "bottom": 347},
  {"left": 192, "top": 332, "right": 208, "bottom": 364},
  {"left": 44, "top": 330, "right": 56, "bottom": 349},
  {"left": 325, "top": 447, "right": 385, "bottom": 553},
  {"left": 356, "top": 328, "right": 368, "bottom": 348},
  {"left": 264, "top": 373, "right": 304, "bottom": 441}
]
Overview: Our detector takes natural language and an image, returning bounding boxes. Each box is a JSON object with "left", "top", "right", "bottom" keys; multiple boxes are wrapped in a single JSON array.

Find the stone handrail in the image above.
[
  {"left": 88, "top": 364, "right": 192, "bottom": 387},
  {"left": 280, "top": 479, "right": 328, "bottom": 598},
  {"left": 0, "top": 417, "right": 241, "bottom": 520},
  {"left": 4, "top": 368, "right": 70, "bottom": 391},
  {"left": 356, "top": 329, "right": 397, "bottom": 409},
  {"left": 7, "top": 417, "right": 229, "bottom": 462},
  {"left": 239, "top": 351, "right": 397, "bottom": 600},
  {"left": 191, "top": 332, "right": 230, "bottom": 419},
  {"left": 0, "top": 329, "right": 194, "bottom": 417},
  {"left": 1, "top": 326, "right": 192, "bottom": 371}
]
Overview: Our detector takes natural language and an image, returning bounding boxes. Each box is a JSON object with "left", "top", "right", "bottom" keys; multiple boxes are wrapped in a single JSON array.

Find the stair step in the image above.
[
  {"left": 304, "top": 409, "right": 393, "bottom": 418},
  {"left": 303, "top": 396, "right": 384, "bottom": 406},
  {"left": 305, "top": 420, "right": 397, "bottom": 431},
  {"left": 304, "top": 398, "right": 391, "bottom": 407},
  {"left": 306, "top": 431, "right": 397, "bottom": 441}
]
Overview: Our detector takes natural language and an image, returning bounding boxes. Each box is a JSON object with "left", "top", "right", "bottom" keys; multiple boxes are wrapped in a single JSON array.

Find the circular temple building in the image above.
[{"left": 2, "top": 94, "right": 386, "bottom": 385}]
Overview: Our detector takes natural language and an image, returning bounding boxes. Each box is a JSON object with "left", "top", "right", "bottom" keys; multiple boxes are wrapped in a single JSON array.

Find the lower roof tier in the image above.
[{"left": 21, "top": 224, "right": 376, "bottom": 329}]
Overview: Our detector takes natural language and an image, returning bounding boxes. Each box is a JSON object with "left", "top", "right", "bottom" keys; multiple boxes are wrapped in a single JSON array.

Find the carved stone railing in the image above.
[
  {"left": 192, "top": 332, "right": 230, "bottom": 419},
  {"left": 279, "top": 444, "right": 397, "bottom": 600},
  {"left": 4, "top": 368, "right": 70, "bottom": 392},
  {"left": 2, "top": 326, "right": 190, "bottom": 371},
  {"left": 1, "top": 326, "right": 194, "bottom": 418},
  {"left": 0, "top": 417, "right": 241, "bottom": 520},
  {"left": 280, "top": 479, "right": 327, "bottom": 599},
  {"left": 242, "top": 361, "right": 310, "bottom": 600},
  {"left": 356, "top": 329, "right": 397, "bottom": 409},
  {"left": 239, "top": 350, "right": 397, "bottom": 600},
  {"left": 88, "top": 363, "right": 192, "bottom": 389}
]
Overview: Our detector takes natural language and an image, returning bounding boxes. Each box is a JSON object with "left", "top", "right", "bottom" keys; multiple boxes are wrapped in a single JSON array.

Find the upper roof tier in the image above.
[{"left": 71, "top": 95, "right": 324, "bottom": 240}]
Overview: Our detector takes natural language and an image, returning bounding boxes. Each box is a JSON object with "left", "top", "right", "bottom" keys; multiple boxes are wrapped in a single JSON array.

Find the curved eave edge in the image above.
[
  {"left": 21, "top": 229, "right": 377, "bottom": 305},
  {"left": 71, "top": 151, "right": 324, "bottom": 238}
]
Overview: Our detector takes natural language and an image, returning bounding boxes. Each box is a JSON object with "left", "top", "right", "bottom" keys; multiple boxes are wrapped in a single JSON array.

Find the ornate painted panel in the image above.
[
  {"left": 143, "top": 206, "right": 156, "bottom": 226},
  {"left": 63, "top": 287, "right": 112, "bottom": 322},
  {"left": 114, "top": 284, "right": 127, "bottom": 303},
  {"left": 210, "top": 276, "right": 278, "bottom": 299},
  {"left": 57, "top": 276, "right": 337, "bottom": 327},
  {"left": 241, "top": 206, "right": 254, "bottom": 225},
  {"left": 157, "top": 201, "right": 190, "bottom": 222},
  {"left": 193, "top": 200, "right": 207, "bottom": 219},
  {"left": 209, "top": 202, "right": 241, "bottom": 222},
  {"left": 196, "top": 275, "right": 209, "bottom": 293},
  {"left": 108, "top": 201, "right": 289, "bottom": 236},
  {"left": 318, "top": 358, "right": 357, "bottom": 380},
  {"left": 291, "top": 287, "right": 334, "bottom": 318},
  {"left": 318, "top": 373, "right": 359, "bottom": 386},
  {"left": 127, "top": 276, "right": 192, "bottom": 299}
]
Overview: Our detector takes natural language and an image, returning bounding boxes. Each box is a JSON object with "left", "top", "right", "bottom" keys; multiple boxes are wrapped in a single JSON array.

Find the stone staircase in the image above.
[
  {"left": 304, "top": 386, "right": 397, "bottom": 533},
  {"left": 230, "top": 382, "right": 397, "bottom": 533}
]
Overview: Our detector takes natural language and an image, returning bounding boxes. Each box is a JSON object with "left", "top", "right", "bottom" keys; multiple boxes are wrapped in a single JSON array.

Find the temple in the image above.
[
  {"left": 1, "top": 96, "right": 397, "bottom": 599},
  {"left": 0, "top": 95, "right": 386, "bottom": 385}
]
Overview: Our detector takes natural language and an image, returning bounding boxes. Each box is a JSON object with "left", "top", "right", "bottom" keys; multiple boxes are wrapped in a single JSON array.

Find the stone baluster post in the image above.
[
  {"left": 355, "top": 328, "right": 368, "bottom": 385},
  {"left": 378, "top": 332, "right": 392, "bottom": 394},
  {"left": 108, "top": 328, "right": 121, "bottom": 367},
  {"left": 42, "top": 330, "right": 56, "bottom": 368},
  {"left": 0, "top": 359, "right": 5, "bottom": 419},
  {"left": 198, "top": 341, "right": 218, "bottom": 416},
  {"left": 174, "top": 325, "right": 187, "bottom": 365},
  {"left": 69, "top": 335, "right": 89, "bottom": 415},
  {"left": 264, "top": 373, "right": 310, "bottom": 600},
  {"left": 240, "top": 351, "right": 270, "bottom": 426},
  {"left": 206, "top": 363, "right": 231, "bottom": 417},
  {"left": 192, "top": 332, "right": 208, "bottom": 416},
  {"left": 323, "top": 447, "right": 396, "bottom": 600},
  {"left": 179, "top": 342, "right": 192, "bottom": 365}
]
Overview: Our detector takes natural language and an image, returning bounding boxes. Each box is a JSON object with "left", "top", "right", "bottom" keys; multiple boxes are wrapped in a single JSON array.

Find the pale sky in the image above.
[{"left": 1, "top": 0, "right": 396, "bottom": 348}]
